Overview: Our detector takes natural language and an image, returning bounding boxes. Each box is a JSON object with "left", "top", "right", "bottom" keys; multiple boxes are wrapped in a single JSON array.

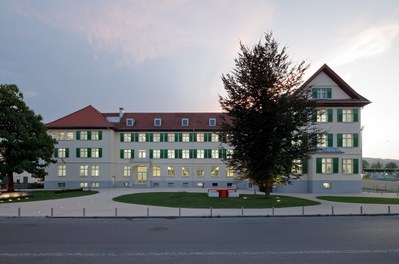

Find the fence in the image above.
[{"left": 362, "top": 180, "right": 399, "bottom": 194}]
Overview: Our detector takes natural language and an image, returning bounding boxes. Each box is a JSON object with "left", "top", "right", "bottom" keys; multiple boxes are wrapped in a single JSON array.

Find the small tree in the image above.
[
  {"left": 385, "top": 162, "right": 397, "bottom": 169},
  {"left": 219, "top": 32, "right": 320, "bottom": 196},
  {"left": 362, "top": 159, "right": 370, "bottom": 169},
  {"left": 0, "top": 84, "right": 56, "bottom": 192},
  {"left": 371, "top": 161, "right": 383, "bottom": 169}
]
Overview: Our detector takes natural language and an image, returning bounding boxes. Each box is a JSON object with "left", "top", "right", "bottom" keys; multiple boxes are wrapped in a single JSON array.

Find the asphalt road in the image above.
[{"left": 1, "top": 216, "right": 399, "bottom": 264}]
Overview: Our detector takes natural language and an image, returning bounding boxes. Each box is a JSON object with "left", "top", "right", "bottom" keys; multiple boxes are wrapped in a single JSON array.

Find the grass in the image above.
[
  {"left": 316, "top": 196, "right": 399, "bottom": 204},
  {"left": 113, "top": 192, "right": 320, "bottom": 208},
  {"left": 0, "top": 190, "right": 98, "bottom": 203}
]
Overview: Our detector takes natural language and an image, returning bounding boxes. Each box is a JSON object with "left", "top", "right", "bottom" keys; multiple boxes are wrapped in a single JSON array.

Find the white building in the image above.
[{"left": 44, "top": 64, "right": 370, "bottom": 193}]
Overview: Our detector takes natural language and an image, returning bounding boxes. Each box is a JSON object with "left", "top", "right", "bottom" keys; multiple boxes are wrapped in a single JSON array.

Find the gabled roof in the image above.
[
  {"left": 46, "top": 105, "right": 115, "bottom": 129},
  {"left": 300, "top": 64, "right": 371, "bottom": 107}
]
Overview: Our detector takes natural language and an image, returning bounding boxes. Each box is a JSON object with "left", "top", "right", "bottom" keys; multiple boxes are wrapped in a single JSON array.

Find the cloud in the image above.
[
  {"left": 13, "top": 0, "right": 274, "bottom": 65},
  {"left": 330, "top": 24, "right": 399, "bottom": 66}
]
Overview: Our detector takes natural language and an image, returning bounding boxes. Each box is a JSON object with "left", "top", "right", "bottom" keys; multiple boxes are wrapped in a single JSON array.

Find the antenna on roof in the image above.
[{"left": 119, "top": 107, "right": 125, "bottom": 120}]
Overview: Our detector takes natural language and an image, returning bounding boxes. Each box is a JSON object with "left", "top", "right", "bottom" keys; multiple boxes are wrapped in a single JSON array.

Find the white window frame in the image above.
[
  {"left": 182, "top": 166, "right": 190, "bottom": 177},
  {"left": 182, "top": 133, "right": 190, "bottom": 142},
  {"left": 167, "top": 166, "right": 175, "bottom": 176},
  {"left": 342, "top": 159, "right": 353, "bottom": 174},
  {"left": 80, "top": 165, "right": 89, "bottom": 177},
  {"left": 209, "top": 118, "right": 216, "bottom": 126},
  {"left": 91, "top": 165, "right": 99, "bottom": 177},
  {"left": 154, "top": 118, "right": 162, "bottom": 126},
  {"left": 126, "top": 119, "right": 135, "bottom": 126},
  {"left": 167, "top": 149, "right": 175, "bottom": 159},
  {"left": 138, "top": 133, "right": 146, "bottom": 142},
  {"left": 152, "top": 166, "right": 161, "bottom": 177},
  {"left": 123, "top": 166, "right": 131, "bottom": 177},
  {"left": 138, "top": 150, "right": 146, "bottom": 159},
  {"left": 58, "top": 165, "right": 66, "bottom": 177},
  {"left": 153, "top": 133, "right": 161, "bottom": 142},
  {"left": 181, "top": 118, "right": 189, "bottom": 126}
]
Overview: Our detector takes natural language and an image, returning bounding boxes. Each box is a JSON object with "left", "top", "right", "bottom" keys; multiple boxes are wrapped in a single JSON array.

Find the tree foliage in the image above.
[
  {"left": 385, "top": 162, "right": 397, "bottom": 169},
  {"left": 219, "top": 32, "right": 320, "bottom": 196},
  {"left": 0, "top": 84, "right": 56, "bottom": 192}
]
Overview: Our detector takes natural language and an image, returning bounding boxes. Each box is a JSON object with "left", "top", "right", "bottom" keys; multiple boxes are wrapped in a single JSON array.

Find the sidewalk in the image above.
[{"left": 1, "top": 188, "right": 398, "bottom": 218}]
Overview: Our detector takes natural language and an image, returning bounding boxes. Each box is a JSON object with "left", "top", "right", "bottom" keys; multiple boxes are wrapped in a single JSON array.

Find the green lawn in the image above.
[
  {"left": 316, "top": 196, "right": 399, "bottom": 204},
  {"left": 113, "top": 192, "right": 320, "bottom": 208},
  {"left": 0, "top": 190, "right": 98, "bottom": 203}
]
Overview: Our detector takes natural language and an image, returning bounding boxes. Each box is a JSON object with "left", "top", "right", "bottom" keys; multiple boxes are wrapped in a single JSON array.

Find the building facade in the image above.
[{"left": 44, "top": 64, "right": 370, "bottom": 193}]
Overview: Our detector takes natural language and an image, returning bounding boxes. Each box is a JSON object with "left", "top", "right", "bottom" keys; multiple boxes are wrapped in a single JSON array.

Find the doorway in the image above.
[{"left": 137, "top": 166, "right": 147, "bottom": 184}]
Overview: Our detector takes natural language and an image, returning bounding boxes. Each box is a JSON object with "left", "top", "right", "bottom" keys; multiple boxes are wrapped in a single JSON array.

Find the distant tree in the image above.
[
  {"left": 219, "top": 32, "right": 320, "bottom": 196},
  {"left": 0, "top": 84, "right": 56, "bottom": 192},
  {"left": 362, "top": 159, "right": 370, "bottom": 169},
  {"left": 385, "top": 162, "right": 398, "bottom": 169},
  {"left": 370, "top": 161, "right": 383, "bottom": 169}
]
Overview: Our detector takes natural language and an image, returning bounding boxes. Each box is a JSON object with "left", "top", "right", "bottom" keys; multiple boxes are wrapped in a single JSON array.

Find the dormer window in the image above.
[
  {"left": 126, "top": 118, "right": 135, "bottom": 126},
  {"left": 181, "top": 118, "right": 189, "bottom": 126},
  {"left": 312, "top": 88, "right": 332, "bottom": 99},
  {"left": 209, "top": 118, "right": 216, "bottom": 126},
  {"left": 154, "top": 118, "right": 162, "bottom": 126}
]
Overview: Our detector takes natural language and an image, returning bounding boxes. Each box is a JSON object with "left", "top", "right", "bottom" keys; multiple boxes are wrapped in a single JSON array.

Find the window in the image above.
[
  {"left": 211, "top": 133, "right": 219, "bottom": 142},
  {"left": 227, "top": 168, "right": 234, "bottom": 177},
  {"left": 57, "top": 132, "right": 66, "bottom": 141},
  {"left": 91, "top": 131, "right": 100, "bottom": 140},
  {"left": 80, "top": 182, "right": 88, "bottom": 188},
  {"left": 317, "top": 110, "right": 329, "bottom": 122},
  {"left": 126, "top": 119, "right": 135, "bottom": 126},
  {"left": 58, "top": 182, "right": 66, "bottom": 188},
  {"left": 168, "top": 133, "right": 175, "bottom": 142},
  {"left": 80, "top": 148, "right": 88, "bottom": 158},
  {"left": 343, "top": 134, "right": 353, "bottom": 147},
  {"left": 154, "top": 118, "right": 162, "bottom": 126},
  {"left": 167, "top": 166, "right": 175, "bottom": 176},
  {"left": 181, "top": 133, "right": 189, "bottom": 142},
  {"left": 312, "top": 88, "right": 332, "bottom": 99},
  {"left": 342, "top": 110, "right": 353, "bottom": 122},
  {"left": 321, "top": 158, "right": 332, "bottom": 173},
  {"left": 167, "top": 149, "right": 175, "bottom": 159},
  {"left": 182, "top": 166, "right": 190, "bottom": 177},
  {"left": 91, "top": 165, "right": 99, "bottom": 177},
  {"left": 152, "top": 149, "right": 160, "bottom": 159},
  {"left": 227, "top": 149, "right": 234, "bottom": 159},
  {"left": 80, "top": 165, "right": 89, "bottom": 176},
  {"left": 80, "top": 131, "right": 88, "bottom": 140},
  {"left": 196, "top": 166, "right": 204, "bottom": 177},
  {"left": 121, "top": 149, "right": 132, "bottom": 159},
  {"left": 318, "top": 134, "right": 328, "bottom": 148},
  {"left": 196, "top": 133, "right": 204, "bottom": 142},
  {"left": 58, "top": 165, "right": 66, "bottom": 177},
  {"left": 342, "top": 159, "right": 353, "bottom": 174},
  {"left": 122, "top": 133, "right": 130, "bottom": 142},
  {"left": 138, "top": 150, "right": 146, "bottom": 159},
  {"left": 153, "top": 133, "right": 161, "bottom": 142},
  {"left": 209, "top": 118, "right": 216, "bottom": 126},
  {"left": 316, "top": 158, "right": 338, "bottom": 174},
  {"left": 338, "top": 109, "right": 359, "bottom": 122},
  {"left": 323, "top": 182, "right": 332, "bottom": 189},
  {"left": 211, "top": 150, "right": 219, "bottom": 159},
  {"left": 211, "top": 166, "right": 219, "bottom": 177},
  {"left": 123, "top": 166, "right": 131, "bottom": 177},
  {"left": 138, "top": 133, "right": 146, "bottom": 142},
  {"left": 337, "top": 133, "right": 358, "bottom": 148},
  {"left": 181, "top": 118, "right": 189, "bottom": 126},
  {"left": 91, "top": 148, "right": 101, "bottom": 158},
  {"left": 182, "top": 149, "right": 190, "bottom": 159},
  {"left": 153, "top": 166, "right": 160, "bottom": 177},
  {"left": 58, "top": 148, "right": 68, "bottom": 158},
  {"left": 197, "top": 149, "right": 204, "bottom": 159},
  {"left": 91, "top": 182, "right": 100, "bottom": 188},
  {"left": 66, "top": 132, "right": 74, "bottom": 140},
  {"left": 292, "top": 160, "right": 303, "bottom": 174}
]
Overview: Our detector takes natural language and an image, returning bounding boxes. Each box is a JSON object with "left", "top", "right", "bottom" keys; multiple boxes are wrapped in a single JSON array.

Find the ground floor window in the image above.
[
  {"left": 58, "top": 165, "right": 66, "bottom": 177},
  {"left": 153, "top": 166, "right": 160, "bottom": 177},
  {"left": 323, "top": 182, "right": 332, "bottom": 189},
  {"left": 91, "top": 182, "right": 100, "bottom": 188},
  {"left": 182, "top": 166, "right": 190, "bottom": 177},
  {"left": 80, "top": 182, "right": 88, "bottom": 188},
  {"left": 123, "top": 166, "right": 131, "bottom": 177},
  {"left": 167, "top": 166, "right": 175, "bottom": 176},
  {"left": 196, "top": 166, "right": 204, "bottom": 177},
  {"left": 211, "top": 166, "right": 219, "bottom": 177}
]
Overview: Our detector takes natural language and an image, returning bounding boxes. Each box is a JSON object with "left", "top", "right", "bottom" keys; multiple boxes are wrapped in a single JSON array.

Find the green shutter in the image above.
[
  {"left": 87, "top": 148, "right": 92, "bottom": 158},
  {"left": 190, "top": 149, "right": 197, "bottom": 159},
  {"left": 98, "top": 148, "right": 102, "bottom": 158},
  {"left": 120, "top": 133, "right": 124, "bottom": 142},
  {"left": 160, "top": 133, "right": 165, "bottom": 142},
  {"left": 328, "top": 134, "right": 334, "bottom": 147},
  {"left": 353, "top": 133, "right": 359, "bottom": 147},
  {"left": 190, "top": 133, "right": 197, "bottom": 142},
  {"left": 302, "top": 160, "right": 308, "bottom": 174},
  {"left": 312, "top": 88, "right": 318, "bottom": 99},
  {"left": 312, "top": 110, "right": 317, "bottom": 122},
  {"left": 120, "top": 149, "right": 124, "bottom": 159},
  {"left": 179, "top": 133, "right": 183, "bottom": 142},
  {"left": 65, "top": 148, "right": 69, "bottom": 158},
  {"left": 327, "top": 88, "right": 332, "bottom": 99},
  {"left": 219, "top": 148, "right": 226, "bottom": 159},
  {"left": 316, "top": 158, "right": 322, "bottom": 173},
  {"left": 163, "top": 133, "right": 168, "bottom": 142},
  {"left": 76, "top": 131, "right": 81, "bottom": 140},
  {"left": 337, "top": 109, "right": 343, "bottom": 122},
  {"left": 87, "top": 131, "right": 92, "bottom": 140},
  {"left": 131, "top": 149, "right": 134, "bottom": 159},
  {"left": 54, "top": 148, "right": 58, "bottom": 158},
  {"left": 98, "top": 131, "right": 102, "bottom": 140},
  {"left": 175, "top": 149, "right": 179, "bottom": 159},
  {"left": 134, "top": 133, "right": 138, "bottom": 142},
  {"left": 146, "top": 133, "right": 151, "bottom": 142},
  {"left": 76, "top": 148, "right": 80, "bottom": 158},
  {"left": 337, "top": 134, "right": 343, "bottom": 147},
  {"left": 149, "top": 149, "right": 153, "bottom": 159},
  {"left": 149, "top": 133, "right": 153, "bottom": 142},
  {"left": 177, "top": 149, "right": 182, "bottom": 159},
  {"left": 205, "top": 149, "right": 211, "bottom": 159},
  {"left": 353, "top": 109, "right": 359, "bottom": 122},
  {"left": 353, "top": 159, "right": 359, "bottom": 174},
  {"left": 333, "top": 158, "right": 339, "bottom": 173},
  {"left": 327, "top": 109, "right": 333, "bottom": 122},
  {"left": 161, "top": 149, "right": 167, "bottom": 159}
]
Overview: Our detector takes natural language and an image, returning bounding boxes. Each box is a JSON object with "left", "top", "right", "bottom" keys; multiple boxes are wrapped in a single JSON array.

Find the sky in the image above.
[{"left": 1, "top": 0, "right": 398, "bottom": 159}]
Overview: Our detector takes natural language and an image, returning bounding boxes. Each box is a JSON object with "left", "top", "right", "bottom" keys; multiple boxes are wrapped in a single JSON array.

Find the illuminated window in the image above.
[
  {"left": 153, "top": 133, "right": 160, "bottom": 142},
  {"left": 123, "top": 133, "right": 131, "bottom": 142},
  {"left": 57, "top": 132, "right": 66, "bottom": 141},
  {"left": 92, "top": 131, "right": 100, "bottom": 140},
  {"left": 123, "top": 149, "right": 132, "bottom": 159},
  {"left": 342, "top": 134, "right": 353, "bottom": 147},
  {"left": 182, "top": 149, "right": 190, "bottom": 159},
  {"left": 66, "top": 132, "right": 74, "bottom": 140},
  {"left": 227, "top": 168, "right": 234, "bottom": 177},
  {"left": 138, "top": 150, "right": 146, "bottom": 158},
  {"left": 212, "top": 150, "right": 219, "bottom": 159},
  {"left": 154, "top": 118, "right": 162, "bottom": 126},
  {"left": 58, "top": 148, "right": 67, "bottom": 158},
  {"left": 168, "top": 133, "right": 175, "bottom": 142},
  {"left": 209, "top": 118, "right": 216, "bottom": 126},
  {"left": 196, "top": 166, "right": 204, "bottom": 177},
  {"left": 197, "top": 149, "right": 204, "bottom": 159},
  {"left": 91, "top": 165, "right": 99, "bottom": 177},
  {"left": 181, "top": 118, "right": 189, "bottom": 126},
  {"left": 91, "top": 148, "right": 100, "bottom": 158},
  {"left": 153, "top": 166, "right": 160, "bottom": 177},
  {"left": 91, "top": 182, "right": 100, "bottom": 188},
  {"left": 318, "top": 134, "right": 328, "bottom": 148},
  {"left": 211, "top": 166, "right": 219, "bottom": 177},
  {"left": 182, "top": 133, "right": 190, "bottom": 142},
  {"left": 317, "top": 110, "right": 328, "bottom": 122},
  {"left": 211, "top": 133, "right": 219, "bottom": 142},
  {"left": 197, "top": 133, "right": 204, "bottom": 142},
  {"left": 182, "top": 166, "right": 190, "bottom": 177},
  {"left": 80, "top": 165, "right": 89, "bottom": 176},
  {"left": 138, "top": 133, "right": 146, "bottom": 142},
  {"left": 80, "top": 131, "right": 88, "bottom": 140},
  {"left": 342, "top": 159, "right": 353, "bottom": 174},
  {"left": 123, "top": 166, "right": 131, "bottom": 177},
  {"left": 58, "top": 165, "right": 66, "bottom": 177},
  {"left": 167, "top": 150, "right": 175, "bottom": 159},
  {"left": 80, "top": 148, "right": 88, "bottom": 158},
  {"left": 342, "top": 109, "right": 353, "bottom": 122},
  {"left": 322, "top": 158, "right": 333, "bottom": 173},
  {"left": 152, "top": 149, "right": 160, "bottom": 159},
  {"left": 80, "top": 182, "right": 88, "bottom": 188},
  {"left": 323, "top": 182, "right": 332, "bottom": 189},
  {"left": 167, "top": 166, "right": 175, "bottom": 176}
]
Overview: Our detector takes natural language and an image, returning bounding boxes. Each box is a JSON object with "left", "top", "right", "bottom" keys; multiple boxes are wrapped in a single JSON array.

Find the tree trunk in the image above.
[
  {"left": 260, "top": 180, "right": 274, "bottom": 197},
  {"left": 6, "top": 172, "right": 15, "bottom": 192}
]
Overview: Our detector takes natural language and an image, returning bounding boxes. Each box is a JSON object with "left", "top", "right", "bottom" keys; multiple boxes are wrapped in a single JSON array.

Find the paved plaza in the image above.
[{"left": 1, "top": 188, "right": 398, "bottom": 217}]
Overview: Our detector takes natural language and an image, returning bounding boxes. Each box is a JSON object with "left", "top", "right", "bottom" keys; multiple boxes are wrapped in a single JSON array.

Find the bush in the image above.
[{"left": 54, "top": 188, "right": 84, "bottom": 194}]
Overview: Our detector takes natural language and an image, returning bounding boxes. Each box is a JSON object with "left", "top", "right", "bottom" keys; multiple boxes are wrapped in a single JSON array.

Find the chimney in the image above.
[{"left": 119, "top": 107, "right": 124, "bottom": 120}]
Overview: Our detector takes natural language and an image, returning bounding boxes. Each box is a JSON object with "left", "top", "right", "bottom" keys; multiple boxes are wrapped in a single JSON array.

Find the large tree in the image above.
[
  {"left": 219, "top": 32, "right": 320, "bottom": 196},
  {"left": 0, "top": 84, "right": 56, "bottom": 192}
]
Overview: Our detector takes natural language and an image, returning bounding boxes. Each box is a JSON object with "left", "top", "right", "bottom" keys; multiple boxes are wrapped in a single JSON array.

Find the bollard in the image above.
[
  {"left": 179, "top": 208, "right": 181, "bottom": 217},
  {"left": 115, "top": 208, "right": 118, "bottom": 217},
  {"left": 241, "top": 207, "right": 244, "bottom": 216},
  {"left": 51, "top": 208, "right": 54, "bottom": 217},
  {"left": 388, "top": 206, "right": 391, "bottom": 214},
  {"left": 272, "top": 207, "right": 275, "bottom": 216},
  {"left": 331, "top": 206, "right": 334, "bottom": 215},
  {"left": 18, "top": 207, "right": 21, "bottom": 217},
  {"left": 83, "top": 208, "right": 86, "bottom": 217},
  {"left": 210, "top": 207, "right": 213, "bottom": 217},
  {"left": 147, "top": 207, "right": 149, "bottom": 217},
  {"left": 302, "top": 206, "right": 305, "bottom": 216},
  {"left": 360, "top": 206, "right": 363, "bottom": 215}
]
